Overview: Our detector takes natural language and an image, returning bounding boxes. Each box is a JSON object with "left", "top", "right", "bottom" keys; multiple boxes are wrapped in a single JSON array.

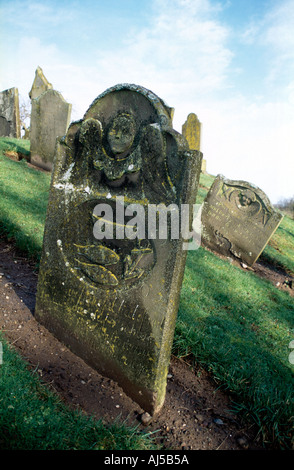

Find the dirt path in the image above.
[{"left": 2, "top": 238, "right": 290, "bottom": 451}]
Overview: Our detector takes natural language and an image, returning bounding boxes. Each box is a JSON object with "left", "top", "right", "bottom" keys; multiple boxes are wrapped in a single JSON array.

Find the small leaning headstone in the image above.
[
  {"left": 35, "top": 84, "right": 202, "bottom": 415},
  {"left": 201, "top": 174, "right": 283, "bottom": 266}
]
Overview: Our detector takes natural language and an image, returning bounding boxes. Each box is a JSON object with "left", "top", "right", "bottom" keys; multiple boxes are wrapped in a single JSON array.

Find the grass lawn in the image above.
[
  {"left": 0, "top": 333, "right": 156, "bottom": 450},
  {"left": 261, "top": 215, "right": 294, "bottom": 275},
  {"left": 175, "top": 246, "right": 294, "bottom": 448},
  {"left": 0, "top": 138, "right": 50, "bottom": 260},
  {"left": 0, "top": 138, "right": 293, "bottom": 449}
]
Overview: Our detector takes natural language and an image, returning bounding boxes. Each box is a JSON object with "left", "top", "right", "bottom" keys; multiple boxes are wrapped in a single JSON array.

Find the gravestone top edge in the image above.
[
  {"left": 29, "top": 66, "right": 53, "bottom": 96},
  {"left": 31, "top": 88, "right": 71, "bottom": 105},
  {"left": 210, "top": 174, "right": 283, "bottom": 218},
  {"left": 84, "top": 83, "right": 174, "bottom": 125},
  {"left": 0, "top": 87, "right": 19, "bottom": 94}
]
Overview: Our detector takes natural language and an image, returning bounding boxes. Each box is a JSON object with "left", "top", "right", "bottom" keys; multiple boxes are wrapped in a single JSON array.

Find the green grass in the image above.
[
  {"left": 0, "top": 137, "right": 30, "bottom": 157},
  {"left": 0, "top": 334, "right": 156, "bottom": 450},
  {"left": 0, "top": 138, "right": 293, "bottom": 449},
  {"left": 0, "top": 138, "right": 50, "bottom": 259},
  {"left": 261, "top": 215, "right": 294, "bottom": 275},
  {"left": 196, "top": 172, "right": 214, "bottom": 204},
  {"left": 190, "top": 173, "right": 294, "bottom": 448},
  {"left": 175, "top": 247, "right": 294, "bottom": 449}
]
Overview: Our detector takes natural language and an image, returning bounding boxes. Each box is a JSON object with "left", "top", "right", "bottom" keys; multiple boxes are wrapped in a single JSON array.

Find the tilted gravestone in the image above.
[
  {"left": 182, "top": 112, "right": 206, "bottom": 173},
  {"left": 35, "top": 84, "right": 202, "bottom": 414},
  {"left": 201, "top": 174, "right": 283, "bottom": 266},
  {"left": 30, "top": 89, "right": 72, "bottom": 171},
  {"left": 29, "top": 66, "right": 53, "bottom": 100},
  {"left": 0, "top": 87, "right": 21, "bottom": 138}
]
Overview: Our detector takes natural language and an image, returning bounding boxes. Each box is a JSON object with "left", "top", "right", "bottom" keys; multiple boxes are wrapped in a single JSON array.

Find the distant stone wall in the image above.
[{"left": 0, "top": 87, "right": 21, "bottom": 138}]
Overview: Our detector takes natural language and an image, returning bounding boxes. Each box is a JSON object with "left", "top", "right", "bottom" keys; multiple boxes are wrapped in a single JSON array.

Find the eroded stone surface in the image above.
[
  {"left": 35, "top": 84, "right": 202, "bottom": 414},
  {"left": 182, "top": 113, "right": 201, "bottom": 151},
  {"left": 30, "top": 89, "right": 72, "bottom": 170},
  {"left": 201, "top": 175, "right": 283, "bottom": 266},
  {"left": 29, "top": 66, "right": 53, "bottom": 100},
  {"left": 182, "top": 112, "right": 206, "bottom": 172},
  {"left": 0, "top": 87, "right": 21, "bottom": 138}
]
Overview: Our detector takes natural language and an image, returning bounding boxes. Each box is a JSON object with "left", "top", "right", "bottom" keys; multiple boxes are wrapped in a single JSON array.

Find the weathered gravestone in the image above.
[
  {"left": 30, "top": 89, "right": 72, "bottom": 171},
  {"left": 201, "top": 174, "right": 283, "bottom": 266},
  {"left": 35, "top": 84, "right": 202, "bottom": 414},
  {"left": 29, "top": 66, "right": 53, "bottom": 100},
  {"left": 0, "top": 87, "right": 21, "bottom": 138},
  {"left": 182, "top": 113, "right": 206, "bottom": 173},
  {"left": 182, "top": 113, "right": 201, "bottom": 151}
]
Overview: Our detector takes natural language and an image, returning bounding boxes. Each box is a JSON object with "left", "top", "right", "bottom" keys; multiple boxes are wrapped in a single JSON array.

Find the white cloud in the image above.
[
  {"left": 1, "top": 0, "right": 293, "bottom": 203},
  {"left": 86, "top": 0, "right": 233, "bottom": 128},
  {"left": 239, "top": 0, "right": 294, "bottom": 90},
  {"left": 1, "top": 0, "right": 233, "bottom": 117},
  {"left": 199, "top": 95, "right": 294, "bottom": 202},
  {"left": 263, "top": 0, "right": 294, "bottom": 51}
]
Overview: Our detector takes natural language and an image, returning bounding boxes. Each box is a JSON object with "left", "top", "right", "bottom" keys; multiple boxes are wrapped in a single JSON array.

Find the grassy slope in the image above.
[
  {"left": 173, "top": 172, "right": 294, "bottom": 448},
  {"left": 176, "top": 246, "right": 293, "bottom": 448},
  {"left": 261, "top": 215, "right": 294, "bottom": 275},
  {"left": 0, "top": 139, "right": 293, "bottom": 449},
  {"left": 0, "top": 138, "right": 50, "bottom": 259}
]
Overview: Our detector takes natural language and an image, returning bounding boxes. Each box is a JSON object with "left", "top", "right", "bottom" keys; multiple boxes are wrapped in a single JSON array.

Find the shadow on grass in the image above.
[
  {"left": 0, "top": 181, "right": 49, "bottom": 220},
  {"left": 0, "top": 157, "right": 50, "bottom": 259},
  {"left": 0, "top": 138, "right": 30, "bottom": 156}
]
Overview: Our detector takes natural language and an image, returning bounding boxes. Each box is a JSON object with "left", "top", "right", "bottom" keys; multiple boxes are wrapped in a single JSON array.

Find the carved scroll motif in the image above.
[{"left": 222, "top": 182, "right": 271, "bottom": 226}]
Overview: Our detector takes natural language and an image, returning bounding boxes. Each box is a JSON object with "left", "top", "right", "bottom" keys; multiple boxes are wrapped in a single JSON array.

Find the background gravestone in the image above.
[
  {"left": 0, "top": 87, "right": 21, "bottom": 138},
  {"left": 182, "top": 112, "right": 206, "bottom": 173},
  {"left": 201, "top": 174, "right": 283, "bottom": 266},
  {"left": 35, "top": 84, "right": 202, "bottom": 415},
  {"left": 30, "top": 89, "right": 72, "bottom": 171},
  {"left": 29, "top": 66, "right": 53, "bottom": 100}
]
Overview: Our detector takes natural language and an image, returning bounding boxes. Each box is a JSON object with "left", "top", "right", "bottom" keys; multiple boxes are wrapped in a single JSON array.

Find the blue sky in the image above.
[{"left": 1, "top": 0, "right": 293, "bottom": 203}]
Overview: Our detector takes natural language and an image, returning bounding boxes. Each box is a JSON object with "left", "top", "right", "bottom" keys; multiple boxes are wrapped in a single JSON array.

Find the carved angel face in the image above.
[
  {"left": 107, "top": 113, "right": 136, "bottom": 157},
  {"left": 239, "top": 189, "right": 255, "bottom": 207}
]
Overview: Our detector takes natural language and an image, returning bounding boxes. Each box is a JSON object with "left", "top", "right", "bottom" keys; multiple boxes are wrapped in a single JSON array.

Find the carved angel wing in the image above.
[{"left": 140, "top": 124, "right": 179, "bottom": 203}]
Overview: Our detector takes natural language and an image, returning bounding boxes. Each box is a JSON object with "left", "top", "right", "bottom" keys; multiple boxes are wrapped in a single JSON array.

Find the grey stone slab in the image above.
[
  {"left": 30, "top": 89, "right": 72, "bottom": 171},
  {"left": 35, "top": 84, "right": 202, "bottom": 415},
  {"left": 0, "top": 87, "right": 21, "bottom": 138}
]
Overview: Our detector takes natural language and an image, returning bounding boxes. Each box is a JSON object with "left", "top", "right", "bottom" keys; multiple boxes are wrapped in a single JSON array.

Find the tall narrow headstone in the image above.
[
  {"left": 30, "top": 89, "right": 72, "bottom": 171},
  {"left": 201, "top": 175, "right": 284, "bottom": 266},
  {"left": 35, "top": 84, "right": 202, "bottom": 415},
  {"left": 29, "top": 66, "right": 53, "bottom": 100},
  {"left": 0, "top": 87, "right": 21, "bottom": 138},
  {"left": 182, "top": 113, "right": 206, "bottom": 173},
  {"left": 182, "top": 113, "right": 201, "bottom": 151}
]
